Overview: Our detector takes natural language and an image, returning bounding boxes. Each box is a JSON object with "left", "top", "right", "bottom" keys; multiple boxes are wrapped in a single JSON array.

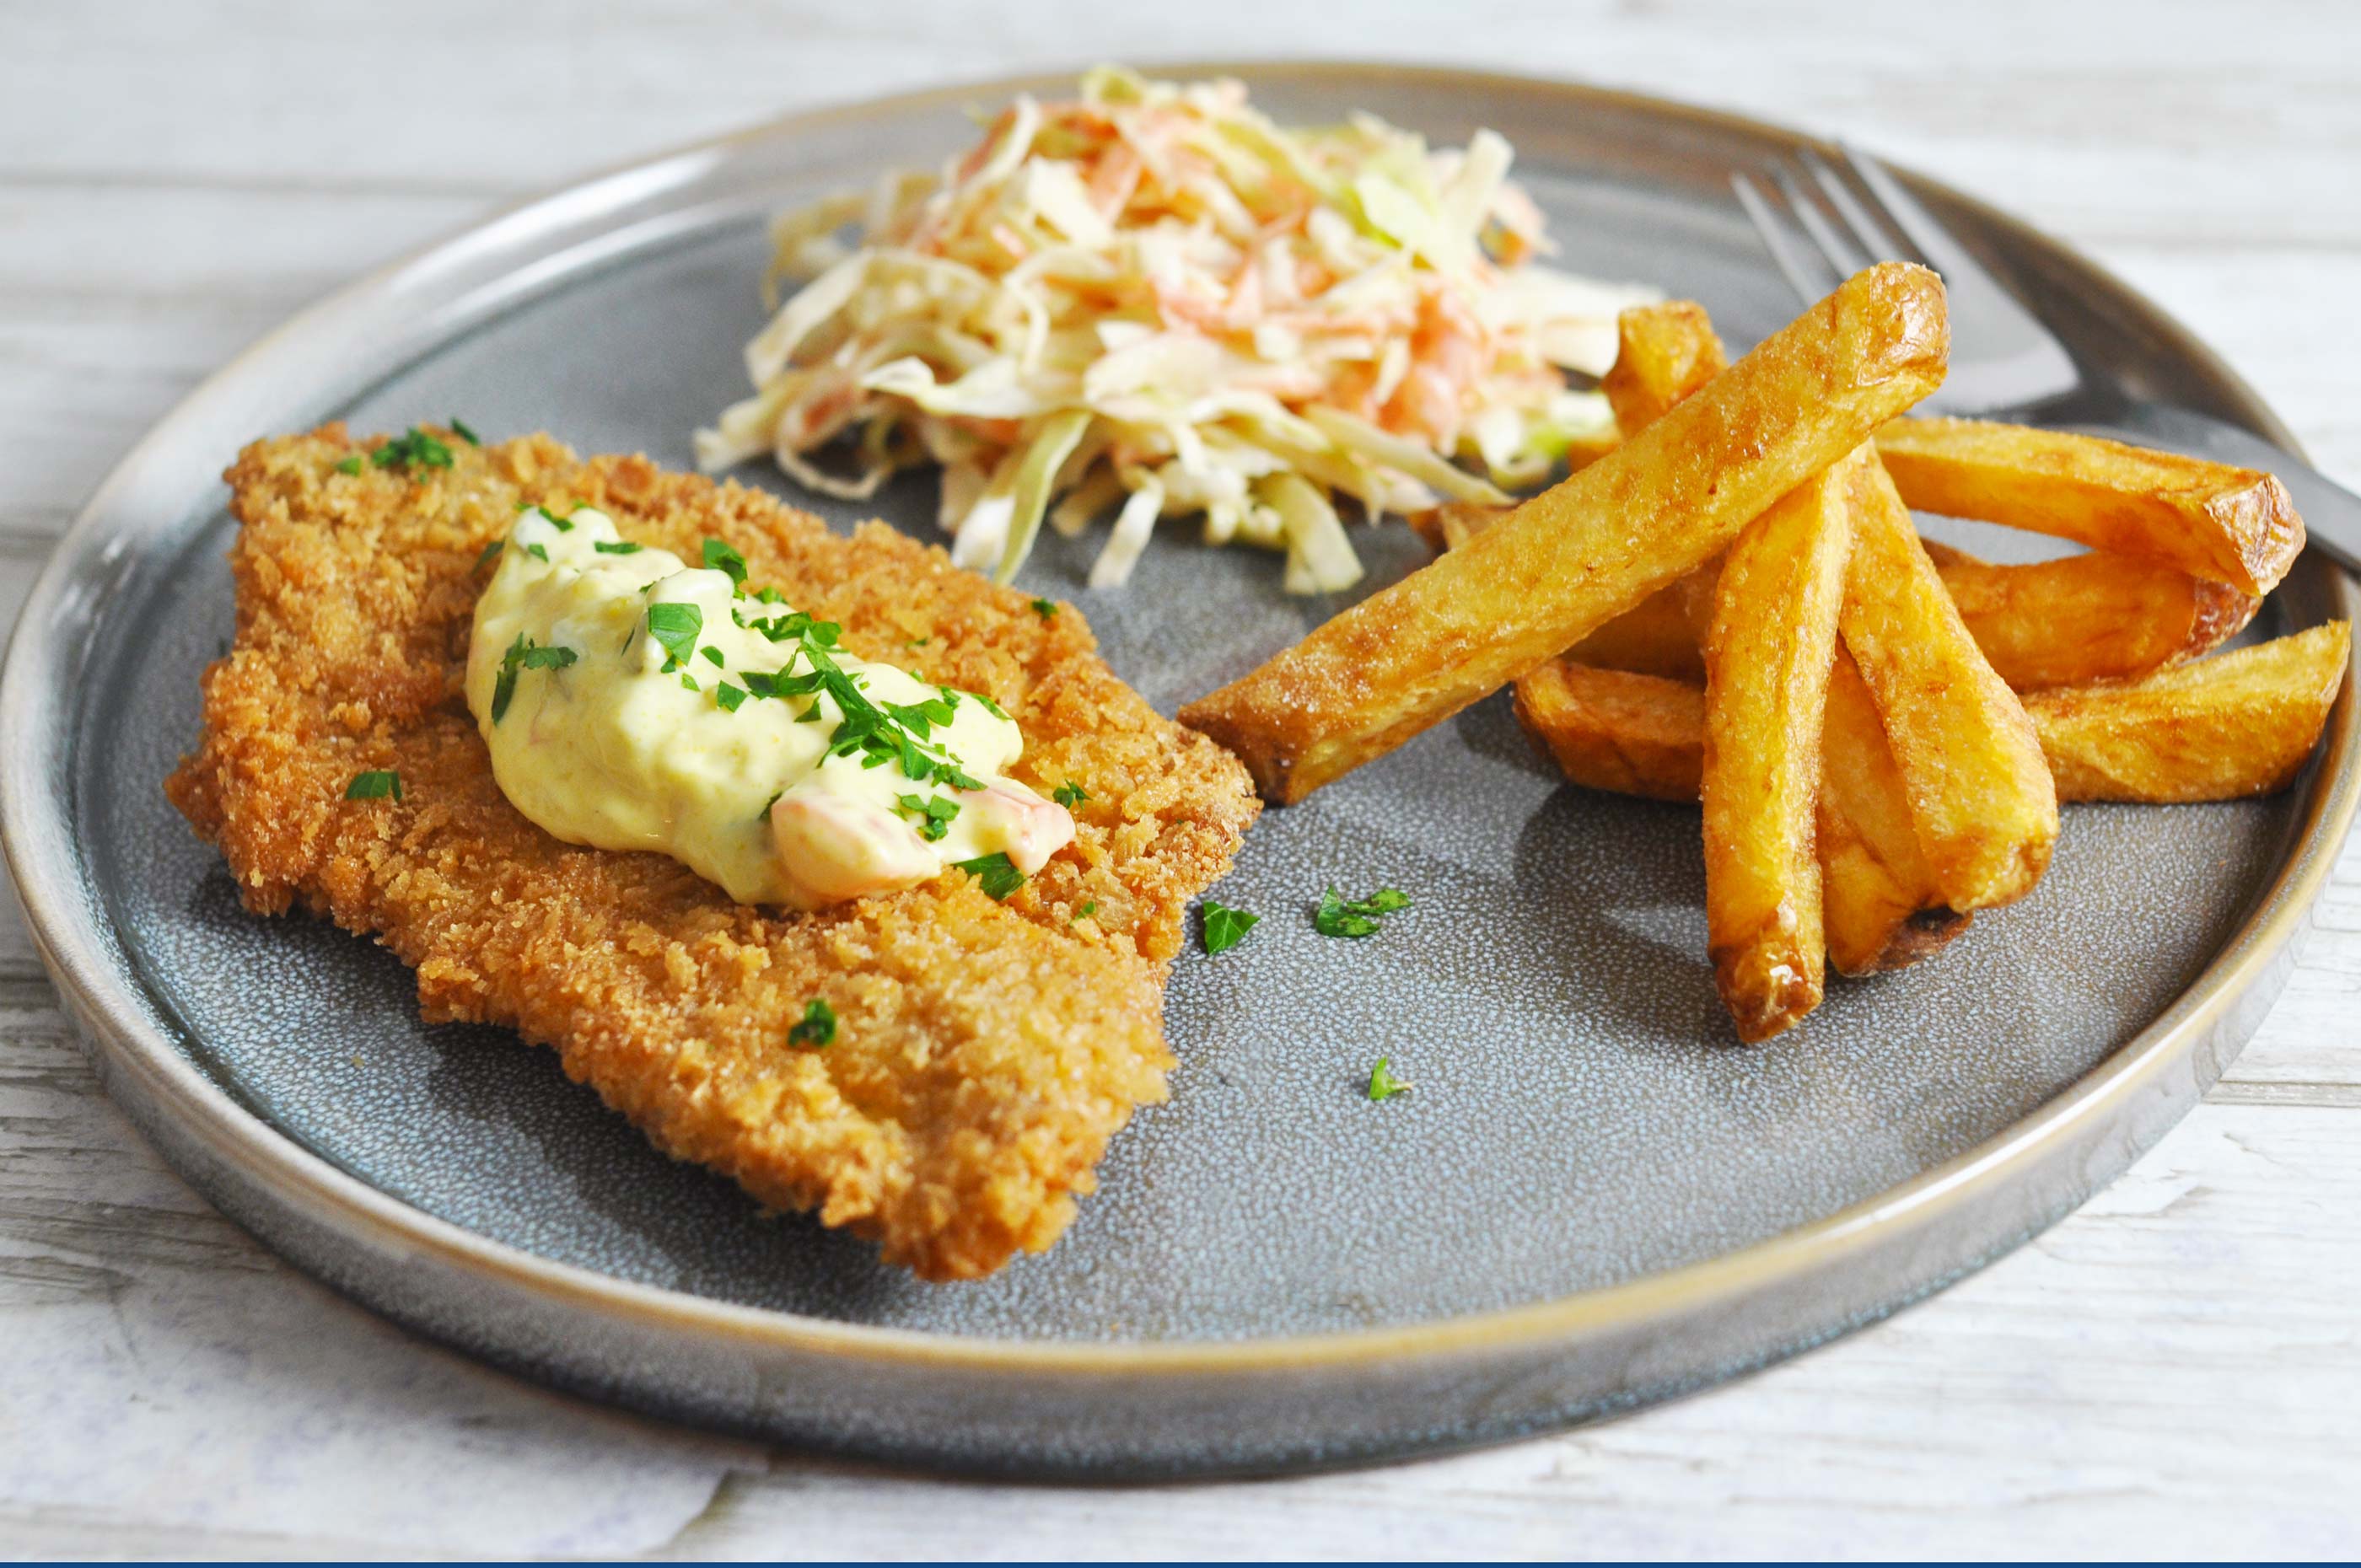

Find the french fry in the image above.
[
  {"left": 1448, "top": 298, "right": 1961, "bottom": 984},
  {"left": 1180, "top": 263, "right": 1950, "bottom": 803},
  {"left": 1875, "top": 416, "right": 2303, "bottom": 597},
  {"left": 1562, "top": 586, "right": 1710, "bottom": 682},
  {"left": 1514, "top": 663, "right": 1702, "bottom": 801},
  {"left": 1923, "top": 540, "right": 2257, "bottom": 690},
  {"left": 1702, "top": 454, "right": 1857, "bottom": 1040},
  {"left": 1519, "top": 656, "right": 1970, "bottom": 976},
  {"left": 1514, "top": 627, "right": 2348, "bottom": 810},
  {"left": 1428, "top": 529, "right": 2250, "bottom": 693},
  {"left": 1404, "top": 501, "right": 1500, "bottom": 554},
  {"left": 2026, "top": 620, "right": 2350, "bottom": 802},
  {"left": 1841, "top": 459, "right": 2057, "bottom": 910},
  {"left": 1817, "top": 650, "right": 1970, "bottom": 975},
  {"left": 1601, "top": 300, "right": 1729, "bottom": 433},
  {"left": 1407, "top": 301, "right": 1728, "bottom": 561},
  {"left": 1583, "top": 302, "right": 1733, "bottom": 676}
]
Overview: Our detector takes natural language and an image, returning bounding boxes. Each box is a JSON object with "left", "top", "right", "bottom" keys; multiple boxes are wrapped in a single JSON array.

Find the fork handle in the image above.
[{"left": 2062, "top": 403, "right": 2361, "bottom": 581}]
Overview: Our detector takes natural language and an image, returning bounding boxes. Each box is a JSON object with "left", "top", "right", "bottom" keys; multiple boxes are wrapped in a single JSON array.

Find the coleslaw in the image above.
[{"left": 697, "top": 67, "right": 1658, "bottom": 593}]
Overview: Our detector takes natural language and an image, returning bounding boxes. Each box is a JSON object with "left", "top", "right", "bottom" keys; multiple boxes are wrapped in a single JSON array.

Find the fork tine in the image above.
[
  {"left": 1837, "top": 141, "right": 2084, "bottom": 412},
  {"left": 1772, "top": 164, "right": 1874, "bottom": 282},
  {"left": 1799, "top": 148, "right": 1923, "bottom": 270},
  {"left": 1729, "top": 172, "right": 1837, "bottom": 303},
  {"left": 1838, "top": 142, "right": 1992, "bottom": 287}
]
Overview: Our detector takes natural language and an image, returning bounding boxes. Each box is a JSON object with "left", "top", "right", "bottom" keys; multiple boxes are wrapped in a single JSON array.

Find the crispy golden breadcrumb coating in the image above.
[{"left": 166, "top": 427, "right": 1258, "bottom": 1280}]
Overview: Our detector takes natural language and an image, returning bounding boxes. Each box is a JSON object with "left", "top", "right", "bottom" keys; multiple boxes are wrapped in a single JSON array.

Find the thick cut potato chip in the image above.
[
  {"left": 1438, "top": 531, "right": 2251, "bottom": 695},
  {"left": 1702, "top": 454, "right": 1856, "bottom": 1040},
  {"left": 1514, "top": 628, "right": 2347, "bottom": 810},
  {"left": 1181, "top": 263, "right": 1950, "bottom": 803},
  {"left": 1582, "top": 302, "right": 1732, "bottom": 676},
  {"left": 1513, "top": 663, "right": 1703, "bottom": 800},
  {"left": 1601, "top": 300, "right": 1729, "bottom": 434},
  {"left": 1876, "top": 416, "right": 2302, "bottom": 597},
  {"left": 1562, "top": 586, "right": 1711, "bottom": 682},
  {"left": 1841, "top": 459, "right": 2057, "bottom": 911},
  {"left": 1519, "top": 655, "right": 1967, "bottom": 976},
  {"left": 1817, "top": 650, "right": 1970, "bottom": 975},
  {"left": 2027, "top": 620, "right": 2349, "bottom": 802},
  {"left": 1923, "top": 540, "right": 2257, "bottom": 690}
]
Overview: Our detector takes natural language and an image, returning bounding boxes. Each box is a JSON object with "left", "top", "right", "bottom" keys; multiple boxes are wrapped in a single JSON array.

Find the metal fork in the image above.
[{"left": 1734, "top": 145, "right": 2361, "bottom": 575}]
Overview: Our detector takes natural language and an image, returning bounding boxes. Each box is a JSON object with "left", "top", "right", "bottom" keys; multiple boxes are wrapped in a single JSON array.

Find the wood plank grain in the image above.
[
  {"left": 1, "top": 1, "right": 2355, "bottom": 244},
  {"left": 0, "top": 977, "right": 2349, "bottom": 1558}
]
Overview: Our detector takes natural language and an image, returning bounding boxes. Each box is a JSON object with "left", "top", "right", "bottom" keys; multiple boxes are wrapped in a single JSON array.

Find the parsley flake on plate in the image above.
[
  {"left": 1030, "top": 597, "right": 1058, "bottom": 620},
  {"left": 1200, "top": 897, "right": 1259, "bottom": 954},
  {"left": 334, "top": 454, "right": 363, "bottom": 475},
  {"left": 1314, "top": 885, "right": 1412, "bottom": 939},
  {"left": 343, "top": 770, "right": 402, "bottom": 802},
  {"left": 1366, "top": 1058, "right": 1412, "bottom": 1101},
  {"left": 788, "top": 997, "right": 836, "bottom": 1047},
  {"left": 594, "top": 539, "right": 643, "bottom": 555},
  {"left": 1052, "top": 780, "right": 1089, "bottom": 808},
  {"left": 449, "top": 416, "right": 481, "bottom": 445}
]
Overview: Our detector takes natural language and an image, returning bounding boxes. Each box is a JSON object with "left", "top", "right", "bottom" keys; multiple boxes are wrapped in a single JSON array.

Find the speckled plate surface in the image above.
[{"left": 4, "top": 65, "right": 2356, "bottom": 1479}]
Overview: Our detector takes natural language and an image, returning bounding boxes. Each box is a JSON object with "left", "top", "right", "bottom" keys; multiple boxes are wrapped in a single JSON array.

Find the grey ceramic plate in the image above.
[{"left": 4, "top": 64, "right": 2356, "bottom": 1479}]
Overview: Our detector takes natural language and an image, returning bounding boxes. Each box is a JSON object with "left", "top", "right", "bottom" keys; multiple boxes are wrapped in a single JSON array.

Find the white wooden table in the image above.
[{"left": 6, "top": 2, "right": 2358, "bottom": 1556}]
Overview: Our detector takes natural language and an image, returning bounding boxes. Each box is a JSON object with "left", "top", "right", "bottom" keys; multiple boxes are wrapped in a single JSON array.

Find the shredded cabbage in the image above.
[{"left": 698, "top": 67, "right": 1654, "bottom": 590}]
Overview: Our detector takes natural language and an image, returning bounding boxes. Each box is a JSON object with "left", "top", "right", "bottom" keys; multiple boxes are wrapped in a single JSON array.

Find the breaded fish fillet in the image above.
[{"left": 166, "top": 427, "right": 1259, "bottom": 1280}]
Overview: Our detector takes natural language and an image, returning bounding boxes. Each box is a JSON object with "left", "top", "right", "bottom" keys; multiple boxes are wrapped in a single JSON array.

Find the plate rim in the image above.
[{"left": 5, "top": 59, "right": 2356, "bottom": 1386}]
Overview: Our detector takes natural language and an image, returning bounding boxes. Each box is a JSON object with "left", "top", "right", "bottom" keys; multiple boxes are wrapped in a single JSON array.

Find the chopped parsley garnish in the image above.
[
  {"left": 906, "top": 636, "right": 930, "bottom": 648},
  {"left": 473, "top": 539, "right": 503, "bottom": 572},
  {"left": 955, "top": 852, "right": 1025, "bottom": 900},
  {"left": 540, "top": 507, "right": 573, "bottom": 532},
  {"left": 1051, "top": 780, "right": 1089, "bottom": 808},
  {"left": 1200, "top": 898, "right": 1259, "bottom": 954},
  {"left": 1314, "top": 885, "right": 1412, "bottom": 939},
  {"left": 896, "top": 792, "right": 960, "bottom": 842},
  {"left": 524, "top": 541, "right": 549, "bottom": 562},
  {"left": 491, "top": 634, "right": 577, "bottom": 722},
  {"left": 594, "top": 539, "right": 643, "bottom": 555},
  {"left": 1030, "top": 597, "right": 1057, "bottom": 620},
  {"left": 1074, "top": 899, "right": 1098, "bottom": 921},
  {"left": 758, "top": 788, "right": 783, "bottom": 822},
  {"left": 368, "top": 427, "right": 454, "bottom": 472},
  {"left": 646, "top": 601, "right": 703, "bottom": 670},
  {"left": 640, "top": 559, "right": 993, "bottom": 794},
  {"left": 343, "top": 770, "right": 402, "bottom": 802},
  {"left": 886, "top": 695, "right": 956, "bottom": 738},
  {"left": 701, "top": 538, "right": 749, "bottom": 589},
  {"left": 449, "top": 416, "right": 480, "bottom": 446},
  {"left": 788, "top": 998, "right": 836, "bottom": 1048},
  {"left": 1366, "top": 1058, "right": 1412, "bottom": 1102},
  {"left": 335, "top": 454, "right": 363, "bottom": 475}
]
